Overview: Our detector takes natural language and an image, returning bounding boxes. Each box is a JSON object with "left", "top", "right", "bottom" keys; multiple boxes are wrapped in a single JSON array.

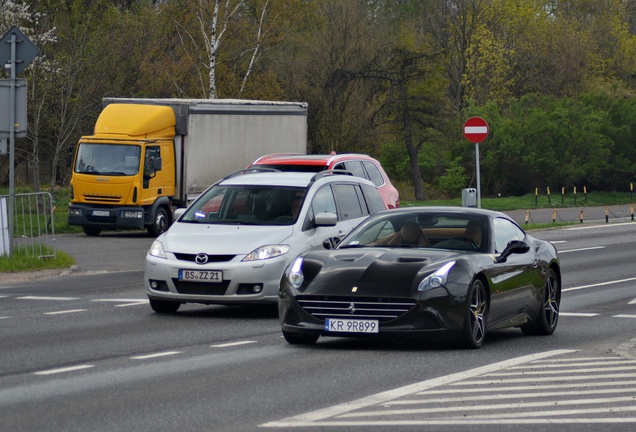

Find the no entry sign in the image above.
[{"left": 464, "top": 117, "right": 489, "bottom": 143}]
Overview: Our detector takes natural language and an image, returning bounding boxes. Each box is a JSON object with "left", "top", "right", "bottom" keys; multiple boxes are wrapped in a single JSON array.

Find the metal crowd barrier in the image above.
[{"left": 0, "top": 192, "right": 56, "bottom": 259}]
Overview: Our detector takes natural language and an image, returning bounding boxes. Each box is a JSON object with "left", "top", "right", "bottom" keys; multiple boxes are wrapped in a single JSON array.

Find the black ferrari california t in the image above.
[{"left": 278, "top": 207, "right": 561, "bottom": 348}]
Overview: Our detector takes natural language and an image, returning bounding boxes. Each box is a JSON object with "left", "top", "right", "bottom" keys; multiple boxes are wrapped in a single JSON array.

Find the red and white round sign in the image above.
[{"left": 463, "top": 117, "right": 489, "bottom": 143}]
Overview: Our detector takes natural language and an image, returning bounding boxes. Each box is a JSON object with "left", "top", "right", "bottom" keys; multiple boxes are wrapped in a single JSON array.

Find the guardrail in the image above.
[
  {"left": 0, "top": 192, "right": 56, "bottom": 259},
  {"left": 521, "top": 204, "right": 635, "bottom": 225}
]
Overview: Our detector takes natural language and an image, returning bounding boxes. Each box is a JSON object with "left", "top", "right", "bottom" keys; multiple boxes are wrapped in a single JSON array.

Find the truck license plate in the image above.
[
  {"left": 178, "top": 270, "right": 223, "bottom": 282},
  {"left": 324, "top": 318, "right": 379, "bottom": 333},
  {"left": 92, "top": 210, "right": 110, "bottom": 216}
]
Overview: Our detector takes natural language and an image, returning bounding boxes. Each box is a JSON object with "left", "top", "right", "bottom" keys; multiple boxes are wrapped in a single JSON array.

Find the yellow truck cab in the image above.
[{"left": 68, "top": 99, "right": 308, "bottom": 236}]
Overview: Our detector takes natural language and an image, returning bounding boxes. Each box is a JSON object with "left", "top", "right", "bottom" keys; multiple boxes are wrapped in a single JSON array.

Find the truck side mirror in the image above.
[{"left": 153, "top": 157, "right": 162, "bottom": 171}]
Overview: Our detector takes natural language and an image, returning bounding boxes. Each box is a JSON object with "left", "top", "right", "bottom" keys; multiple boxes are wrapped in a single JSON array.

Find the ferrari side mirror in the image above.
[{"left": 495, "top": 240, "right": 530, "bottom": 263}]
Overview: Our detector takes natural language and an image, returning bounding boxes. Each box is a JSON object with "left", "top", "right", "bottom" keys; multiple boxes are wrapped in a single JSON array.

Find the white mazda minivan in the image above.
[{"left": 144, "top": 170, "right": 386, "bottom": 313}]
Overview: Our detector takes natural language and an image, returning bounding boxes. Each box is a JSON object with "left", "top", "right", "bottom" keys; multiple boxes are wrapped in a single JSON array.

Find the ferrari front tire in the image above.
[
  {"left": 521, "top": 268, "right": 560, "bottom": 335},
  {"left": 458, "top": 279, "right": 488, "bottom": 349},
  {"left": 283, "top": 331, "right": 319, "bottom": 345}
]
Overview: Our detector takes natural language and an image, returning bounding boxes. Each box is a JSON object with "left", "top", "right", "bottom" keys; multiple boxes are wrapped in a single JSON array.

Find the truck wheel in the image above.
[
  {"left": 148, "top": 207, "right": 170, "bottom": 237},
  {"left": 83, "top": 226, "right": 102, "bottom": 236}
]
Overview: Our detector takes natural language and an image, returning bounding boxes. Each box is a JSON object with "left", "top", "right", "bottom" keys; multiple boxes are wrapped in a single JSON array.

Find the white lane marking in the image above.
[
  {"left": 459, "top": 372, "right": 636, "bottom": 385},
  {"left": 559, "top": 246, "right": 605, "bottom": 253},
  {"left": 16, "top": 296, "right": 78, "bottom": 301},
  {"left": 614, "top": 314, "right": 636, "bottom": 319},
  {"left": 563, "top": 276, "right": 636, "bottom": 292},
  {"left": 92, "top": 298, "right": 147, "bottom": 302},
  {"left": 391, "top": 387, "right": 636, "bottom": 405},
  {"left": 550, "top": 241, "right": 567, "bottom": 244},
  {"left": 115, "top": 302, "right": 148, "bottom": 307},
  {"left": 539, "top": 357, "right": 627, "bottom": 362},
  {"left": 418, "top": 380, "right": 636, "bottom": 394},
  {"left": 269, "top": 418, "right": 636, "bottom": 426},
  {"left": 511, "top": 360, "right": 636, "bottom": 368},
  {"left": 338, "top": 396, "right": 636, "bottom": 418},
  {"left": 210, "top": 341, "right": 257, "bottom": 348},
  {"left": 130, "top": 351, "right": 182, "bottom": 360},
  {"left": 488, "top": 365, "right": 636, "bottom": 375},
  {"left": 44, "top": 309, "right": 88, "bottom": 315},
  {"left": 0, "top": 316, "right": 9, "bottom": 319},
  {"left": 561, "top": 312, "right": 599, "bottom": 317},
  {"left": 630, "top": 298, "right": 636, "bottom": 305},
  {"left": 261, "top": 349, "right": 576, "bottom": 427},
  {"left": 565, "top": 222, "right": 636, "bottom": 230},
  {"left": 447, "top": 406, "right": 636, "bottom": 420},
  {"left": 34, "top": 364, "right": 94, "bottom": 375}
]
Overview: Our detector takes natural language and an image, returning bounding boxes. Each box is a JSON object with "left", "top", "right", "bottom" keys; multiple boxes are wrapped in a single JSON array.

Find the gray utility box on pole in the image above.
[{"left": 462, "top": 188, "right": 477, "bottom": 207}]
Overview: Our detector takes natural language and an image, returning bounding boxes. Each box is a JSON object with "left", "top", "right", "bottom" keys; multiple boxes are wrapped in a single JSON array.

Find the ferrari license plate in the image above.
[
  {"left": 324, "top": 318, "right": 379, "bottom": 333},
  {"left": 178, "top": 270, "right": 223, "bottom": 282}
]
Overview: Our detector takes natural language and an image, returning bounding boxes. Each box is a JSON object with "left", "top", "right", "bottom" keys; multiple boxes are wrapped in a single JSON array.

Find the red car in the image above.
[{"left": 250, "top": 153, "right": 400, "bottom": 209}]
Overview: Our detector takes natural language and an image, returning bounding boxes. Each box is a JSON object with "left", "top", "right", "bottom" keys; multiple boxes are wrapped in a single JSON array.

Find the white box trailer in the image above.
[{"left": 69, "top": 98, "right": 308, "bottom": 236}]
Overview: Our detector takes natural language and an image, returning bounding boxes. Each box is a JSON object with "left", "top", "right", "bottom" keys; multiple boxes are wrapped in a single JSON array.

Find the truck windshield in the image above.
[
  {"left": 181, "top": 185, "right": 307, "bottom": 226},
  {"left": 75, "top": 143, "right": 141, "bottom": 176}
]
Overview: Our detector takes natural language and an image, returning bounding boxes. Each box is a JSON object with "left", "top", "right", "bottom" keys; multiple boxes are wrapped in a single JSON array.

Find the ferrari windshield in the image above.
[
  {"left": 340, "top": 211, "right": 488, "bottom": 252},
  {"left": 180, "top": 184, "right": 307, "bottom": 226}
]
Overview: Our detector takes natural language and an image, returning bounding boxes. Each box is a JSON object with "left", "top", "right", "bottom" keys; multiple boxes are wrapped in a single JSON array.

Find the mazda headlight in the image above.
[
  {"left": 242, "top": 245, "right": 290, "bottom": 262},
  {"left": 418, "top": 261, "right": 456, "bottom": 291},
  {"left": 148, "top": 240, "right": 167, "bottom": 259}
]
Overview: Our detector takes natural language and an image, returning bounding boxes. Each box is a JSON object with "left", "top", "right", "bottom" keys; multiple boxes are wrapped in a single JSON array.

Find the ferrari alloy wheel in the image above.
[
  {"left": 521, "top": 268, "right": 560, "bottom": 335},
  {"left": 283, "top": 331, "right": 319, "bottom": 345},
  {"left": 459, "top": 279, "right": 488, "bottom": 349}
]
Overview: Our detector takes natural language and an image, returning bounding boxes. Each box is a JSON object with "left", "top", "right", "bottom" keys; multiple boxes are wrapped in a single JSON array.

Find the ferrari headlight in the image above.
[
  {"left": 418, "top": 261, "right": 456, "bottom": 291},
  {"left": 148, "top": 240, "right": 167, "bottom": 259},
  {"left": 287, "top": 257, "right": 304, "bottom": 289},
  {"left": 243, "top": 245, "right": 290, "bottom": 261}
]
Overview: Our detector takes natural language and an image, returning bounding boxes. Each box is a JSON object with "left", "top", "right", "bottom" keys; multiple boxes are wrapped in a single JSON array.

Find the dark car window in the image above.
[
  {"left": 493, "top": 217, "right": 526, "bottom": 253},
  {"left": 361, "top": 184, "right": 387, "bottom": 212},
  {"left": 339, "top": 161, "right": 366, "bottom": 179},
  {"left": 333, "top": 183, "right": 367, "bottom": 220},
  {"left": 361, "top": 161, "right": 384, "bottom": 187},
  {"left": 310, "top": 185, "right": 338, "bottom": 219}
]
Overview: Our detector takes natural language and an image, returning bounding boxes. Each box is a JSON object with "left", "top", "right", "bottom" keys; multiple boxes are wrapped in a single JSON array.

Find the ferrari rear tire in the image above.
[
  {"left": 149, "top": 298, "right": 181, "bottom": 313},
  {"left": 458, "top": 279, "right": 488, "bottom": 349},
  {"left": 521, "top": 268, "right": 560, "bottom": 335},
  {"left": 283, "top": 331, "right": 319, "bottom": 345}
]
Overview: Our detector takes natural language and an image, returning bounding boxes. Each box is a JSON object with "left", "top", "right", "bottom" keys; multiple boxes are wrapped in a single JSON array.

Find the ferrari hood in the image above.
[
  {"left": 159, "top": 222, "right": 294, "bottom": 255},
  {"left": 300, "top": 248, "right": 463, "bottom": 296}
]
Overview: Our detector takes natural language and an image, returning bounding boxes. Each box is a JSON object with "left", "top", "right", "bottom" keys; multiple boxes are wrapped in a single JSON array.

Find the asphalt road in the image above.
[{"left": 1, "top": 221, "right": 635, "bottom": 431}]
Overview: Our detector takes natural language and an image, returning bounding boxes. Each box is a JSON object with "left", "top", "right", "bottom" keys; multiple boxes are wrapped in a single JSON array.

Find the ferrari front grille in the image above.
[{"left": 296, "top": 295, "right": 416, "bottom": 322}]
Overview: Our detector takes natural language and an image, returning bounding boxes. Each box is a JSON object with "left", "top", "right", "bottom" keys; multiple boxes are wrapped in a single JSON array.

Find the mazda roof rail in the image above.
[{"left": 222, "top": 167, "right": 282, "bottom": 180}]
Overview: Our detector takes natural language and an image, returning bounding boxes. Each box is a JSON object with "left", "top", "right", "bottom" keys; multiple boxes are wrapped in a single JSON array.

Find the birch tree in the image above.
[{"left": 0, "top": 0, "right": 56, "bottom": 190}]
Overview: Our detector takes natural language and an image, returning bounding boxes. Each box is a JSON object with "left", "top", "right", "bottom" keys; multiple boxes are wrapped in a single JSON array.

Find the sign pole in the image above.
[
  {"left": 463, "top": 116, "right": 489, "bottom": 210},
  {"left": 475, "top": 143, "right": 481, "bottom": 208},
  {"left": 7, "top": 33, "right": 16, "bottom": 256}
]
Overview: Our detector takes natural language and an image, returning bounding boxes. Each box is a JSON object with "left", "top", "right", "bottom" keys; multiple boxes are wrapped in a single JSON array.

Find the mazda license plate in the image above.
[
  {"left": 324, "top": 318, "right": 379, "bottom": 333},
  {"left": 178, "top": 270, "right": 223, "bottom": 282}
]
